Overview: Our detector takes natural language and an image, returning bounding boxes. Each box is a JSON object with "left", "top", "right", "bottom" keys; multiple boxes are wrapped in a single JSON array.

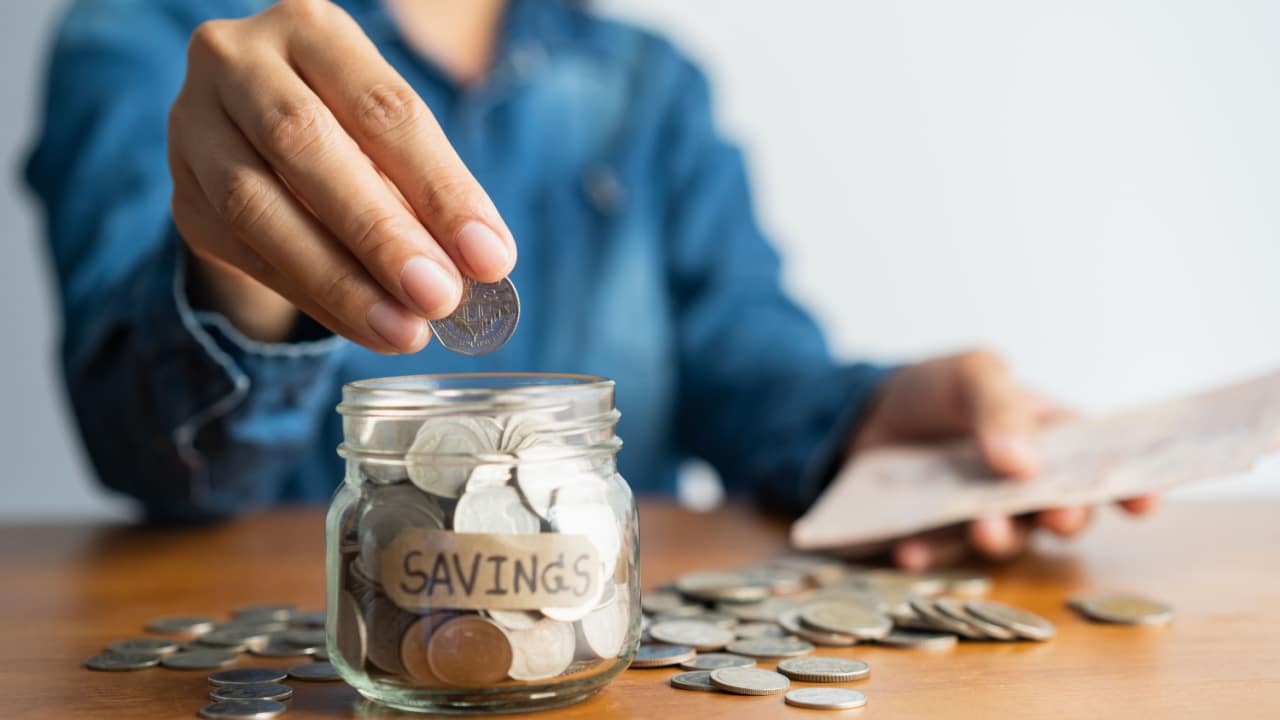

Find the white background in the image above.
[{"left": 2, "top": 1, "right": 1277, "bottom": 518}]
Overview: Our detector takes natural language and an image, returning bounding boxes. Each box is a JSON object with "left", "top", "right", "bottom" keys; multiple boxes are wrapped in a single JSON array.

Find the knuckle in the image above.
[
  {"left": 316, "top": 266, "right": 364, "bottom": 311},
  {"left": 354, "top": 83, "right": 425, "bottom": 139},
  {"left": 187, "top": 19, "right": 238, "bottom": 65},
  {"left": 275, "top": 0, "right": 335, "bottom": 26},
  {"left": 348, "top": 209, "right": 407, "bottom": 259},
  {"left": 218, "top": 169, "right": 275, "bottom": 235},
  {"left": 262, "top": 100, "right": 333, "bottom": 162},
  {"left": 414, "top": 170, "right": 475, "bottom": 224}
]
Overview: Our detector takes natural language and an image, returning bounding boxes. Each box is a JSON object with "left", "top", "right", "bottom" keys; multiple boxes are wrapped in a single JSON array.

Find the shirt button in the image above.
[{"left": 584, "top": 165, "right": 625, "bottom": 215}]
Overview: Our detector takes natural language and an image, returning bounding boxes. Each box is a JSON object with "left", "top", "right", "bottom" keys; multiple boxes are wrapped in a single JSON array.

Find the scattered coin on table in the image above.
[
  {"left": 670, "top": 670, "right": 720, "bottom": 692},
  {"left": 776, "top": 657, "right": 870, "bottom": 683},
  {"left": 287, "top": 661, "right": 341, "bottom": 682},
  {"left": 708, "top": 667, "right": 791, "bottom": 696},
  {"left": 83, "top": 652, "right": 162, "bottom": 672},
  {"left": 106, "top": 638, "right": 179, "bottom": 655},
  {"left": 198, "top": 699, "right": 287, "bottom": 719},
  {"left": 209, "top": 684, "right": 294, "bottom": 702},
  {"left": 784, "top": 687, "right": 869, "bottom": 710},
  {"left": 679, "top": 652, "right": 755, "bottom": 670},
  {"left": 208, "top": 668, "right": 287, "bottom": 686},
  {"left": 1073, "top": 594, "right": 1175, "bottom": 626},
  {"left": 630, "top": 643, "right": 697, "bottom": 668},
  {"left": 146, "top": 616, "right": 216, "bottom": 636},
  {"left": 161, "top": 650, "right": 240, "bottom": 670}
]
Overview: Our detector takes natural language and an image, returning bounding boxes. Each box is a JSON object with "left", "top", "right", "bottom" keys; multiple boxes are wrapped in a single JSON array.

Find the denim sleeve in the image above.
[
  {"left": 658, "top": 50, "right": 896, "bottom": 516},
  {"left": 24, "top": 0, "right": 347, "bottom": 521}
]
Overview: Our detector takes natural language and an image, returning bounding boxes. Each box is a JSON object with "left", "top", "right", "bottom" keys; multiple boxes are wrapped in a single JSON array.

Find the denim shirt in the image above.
[{"left": 25, "top": 0, "right": 890, "bottom": 521}]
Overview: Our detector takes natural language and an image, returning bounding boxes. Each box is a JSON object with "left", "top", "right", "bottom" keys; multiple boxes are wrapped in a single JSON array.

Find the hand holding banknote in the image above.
[{"left": 850, "top": 350, "right": 1159, "bottom": 570}]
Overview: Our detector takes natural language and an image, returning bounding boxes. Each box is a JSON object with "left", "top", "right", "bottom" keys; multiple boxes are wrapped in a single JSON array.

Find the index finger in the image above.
[{"left": 287, "top": 11, "right": 516, "bottom": 283}]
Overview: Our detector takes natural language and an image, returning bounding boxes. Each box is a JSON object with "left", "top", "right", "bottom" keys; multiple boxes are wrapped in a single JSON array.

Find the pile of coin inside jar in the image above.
[
  {"left": 627, "top": 556, "right": 1174, "bottom": 710},
  {"left": 331, "top": 403, "right": 635, "bottom": 696}
]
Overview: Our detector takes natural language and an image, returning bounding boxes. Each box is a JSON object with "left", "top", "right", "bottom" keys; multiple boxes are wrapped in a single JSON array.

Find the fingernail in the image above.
[
  {"left": 400, "top": 256, "right": 460, "bottom": 318},
  {"left": 454, "top": 221, "right": 513, "bottom": 278},
  {"left": 367, "top": 299, "right": 427, "bottom": 352}
]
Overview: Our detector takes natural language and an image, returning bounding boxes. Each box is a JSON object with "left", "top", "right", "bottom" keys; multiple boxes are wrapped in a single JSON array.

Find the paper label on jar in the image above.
[{"left": 380, "top": 528, "right": 602, "bottom": 611}]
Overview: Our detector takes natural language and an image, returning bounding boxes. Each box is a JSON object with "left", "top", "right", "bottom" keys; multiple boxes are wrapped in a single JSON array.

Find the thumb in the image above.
[{"left": 958, "top": 353, "right": 1041, "bottom": 478}]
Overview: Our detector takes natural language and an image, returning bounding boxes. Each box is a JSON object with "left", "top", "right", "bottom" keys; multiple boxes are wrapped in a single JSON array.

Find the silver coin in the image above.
[
  {"left": 146, "top": 616, "right": 216, "bottom": 635},
  {"left": 232, "top": 604, "right": 296, "bottom": 623},
  {"left": 941, "top": 572, "right": 992, "bottom": 597},
  {"left": 466, "top": 462, "right": 513, "bottom": 492},
  {"left": 1075, "top": 595, "right": 1175, "bottom": 626},
  {"left": 725, "top": 637, "right": 816, "bottom": 660},
  {"left": 800, "top": 601, "right": 892, "bottom": 639},
  {"left": 908, "top": 597, "right": 985, "bottom": 640},
  {"left": 629, "top": 643, "right": 696, "bottom": 668},
  {"left": 708, "top": 666, "right": 791, "bottom": 696},
  {"left": 576, "top": 587, "right": 631, "bottom": 659},
  {"left": 640, "top": 590, "right": 694, "bottom": 616},
  {"left": 280, "top": 628, "right": 327, "bottom": 648},
  {"left": 428, "top": 276, "right": 520, "bottom": 356},
  {"left": 784, "top": 687, "right": 868, "bottom": 710},
  {"left": 648, "top": 620, "right": 735, "bottom": 651},
  {"left": 934, "top": 597, "right": 1015, "bottom": 640},
  {"left": 965, "top": 600, "right": 1055, "bottom": 641},
  {"left": 777, "top": 656, "right": 870, "bottom": 682},
  {"left": 675, "top": 571, "right": 770, "bottom": 604},
  {"left": 197, "top": 628, "right": 271, "bottom": 651},
  {"left": 405, "top": 416, "right": 503, "bottom": 498},
  {"left": 83, "top": 651, "right": 161, "bottom": 671},
  {"left": 719, "top": 597, "right": 800, "bottom": 623},
  {"left": 359, "top": 483, "right": 447, "bottom": 584},
  {"left": 209, "top": 668, "right": 287, "bottom": 686},
  {"left": 875, "top": 629, "right": 958, "bottom": 650},
  {"left": 453, "top": 484, "right": 542, "bottom": 534},
  {"left": 106, "top": 638, "right": 180, "bottom": 655},
  {"left": 487, "top": 610, "right": 542, "bottom": 631},
  {"left": 161, "top": 650, "right": 240, "bottom": 670},
  {"left": 507, "top": 619, "right": 577, "bottom": 680},
  {"left": 248, "top": 640, "right": 314, "bottom": 658},
  {"left": 670, "top": 670, "right": 720, "bottom": 692},
  {"left": 547, "top": 482, "right": 621, "bottom": 585},
  {"left": 209, "top": 683, "right": 293, "bottom": 702},
  {"left": 733, "top": 622, "right": 788, "bottom": 640},
  {"left": 198, "top": 699, "right": 287, "bottom": 719},
  {"left": 287, "top": 661, "right": 341, "bottom": 682},
  {"left": 778, "top": 608, "right": 858, "bottom": 647},
  {"left": 654, "top": 611, "right": 737, "bottom": 629},
  {"left": 680, "top": 653, "right": 755, "bottom": 671}
]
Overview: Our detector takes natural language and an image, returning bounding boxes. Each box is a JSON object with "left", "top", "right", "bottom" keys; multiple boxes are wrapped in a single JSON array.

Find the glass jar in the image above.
[{"left": 326, "top": 373, "right": 640, "bottom": 714}]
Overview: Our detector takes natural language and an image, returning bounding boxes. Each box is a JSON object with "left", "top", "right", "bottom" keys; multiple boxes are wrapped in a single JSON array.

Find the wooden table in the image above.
[{"left": 3, "top": 500, "right": 1278, "bottom": 720}]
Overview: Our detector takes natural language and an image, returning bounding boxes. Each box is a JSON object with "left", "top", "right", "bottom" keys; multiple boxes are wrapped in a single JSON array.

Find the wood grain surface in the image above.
[{"left": 2, "top": 500, "right": 1278, "bottom": 719}]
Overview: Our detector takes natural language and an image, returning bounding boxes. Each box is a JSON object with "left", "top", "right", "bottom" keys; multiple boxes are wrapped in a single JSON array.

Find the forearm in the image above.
[{"left": 68, "top": 241, "right": 348, "bottom": 520}]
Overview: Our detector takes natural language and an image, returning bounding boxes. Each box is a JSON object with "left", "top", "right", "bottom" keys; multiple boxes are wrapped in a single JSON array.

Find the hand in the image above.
[
  {"left": 851, "top": 350, "right": 1159, "bottom": 570},
  {"left": 168, "top": 0, "right": 515, "bottom": 352}
]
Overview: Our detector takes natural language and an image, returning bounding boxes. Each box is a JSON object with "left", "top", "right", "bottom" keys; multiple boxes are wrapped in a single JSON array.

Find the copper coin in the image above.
[{"left": 427, "top": 616, "right": 513, "bottom": 686}]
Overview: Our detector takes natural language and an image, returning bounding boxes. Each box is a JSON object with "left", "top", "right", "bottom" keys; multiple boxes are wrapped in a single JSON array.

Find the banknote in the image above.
[{"left": 791, "top": 370, "right": 1280, "bottom": 549}]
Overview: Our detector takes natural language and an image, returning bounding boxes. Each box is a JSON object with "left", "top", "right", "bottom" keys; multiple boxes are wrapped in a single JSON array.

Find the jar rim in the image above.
[{"left": 339, "top": 373, "right": 614, "bottom": 414}]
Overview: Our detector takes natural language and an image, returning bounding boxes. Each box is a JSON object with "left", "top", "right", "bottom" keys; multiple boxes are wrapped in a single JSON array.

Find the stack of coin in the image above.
[{"left": 334, "top": 408, "right": 635, "bottom": 689}]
